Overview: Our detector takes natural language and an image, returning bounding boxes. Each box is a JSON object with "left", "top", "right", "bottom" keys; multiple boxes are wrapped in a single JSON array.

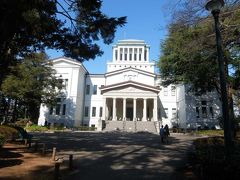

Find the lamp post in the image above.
[{"left": 205, "top": 0, "right": 233, "bottom": 155}]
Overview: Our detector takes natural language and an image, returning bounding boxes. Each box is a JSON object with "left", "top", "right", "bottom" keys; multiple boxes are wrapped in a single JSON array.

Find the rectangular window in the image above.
[
  {"left": 164, "top": 87, "right": 168, "bottom": 96},
  {"left": 201, "top": 101, "right": 207, "bottom": 106},
  {"left": 63, "top": 79, "right": 68, "bottom": 89},
  {"left": 93, "top": 85, "right": 97, "bottom": 95},
  {"left": 124, "top": 48, "right": 128, "bottom": 60},
  {"left": 92, "top": 107, "right": 96, "bottom": 117},
  {"left": 115, "top": 50, "right": 118, "bottom": 60},
  {"left": 209, "top": 107, "right": 214, "bottom": 118},
  {"left": 86, "top": 85, "right": 90, "bottom": 95},
  {"left": 164, "top": 108, "right": 168, "bottom": 118},
  {"left": 172, "top": 108, "right": 177, "bottom": 118},
  {"left": 134, "top": 48, "right": 137, "bottom": 61},
  {"left": 120, "top": 48, "right": 123, "bottom": 60},
  {"left": 202, "top": 107, "right": 207, "bottom": 118},
  {"left": 139, "top": 48, "right": 142, "bottom": 61},
  {"left": 49, "top": 107, "right": 53, "bottom": 115},
  {"left": 99, "top": 107, "right": 103, "bottom": 117},
  {"left": 201, "top": 100, "right": 207, "bottom": 118},
  {"left": 56, "top": 104, "right": 61, "bottom": 115},
  {"left": 171, "top": 86, "right": 176, "bottom": 96},
  {"left": 84, "top": 106, "right": 89, "bottom": 117},
  {"left": 62, "top": 104, "right": 66, "bottom": 115},
  {"left": 56, "top": 98, "right": 61, "bottom": 102},
  {"left": 196, "top": 107, "right": 200, "bottom": 118},
  {"left": 129, "top": 48, "right": 132, "bottom": 61},
  {"left": 144, "top": 50, "right": 147, "bottom": 61}
]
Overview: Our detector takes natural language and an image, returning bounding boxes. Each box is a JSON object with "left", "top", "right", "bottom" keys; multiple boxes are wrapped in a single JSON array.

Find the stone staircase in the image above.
[{"left": 103, "top": 120, "right": 159, "bottom": 134}]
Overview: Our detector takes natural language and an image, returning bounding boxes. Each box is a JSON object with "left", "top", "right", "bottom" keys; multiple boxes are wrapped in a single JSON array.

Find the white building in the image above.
[{"left": 38, "top": 39, "right": 222, "bottom": 133}]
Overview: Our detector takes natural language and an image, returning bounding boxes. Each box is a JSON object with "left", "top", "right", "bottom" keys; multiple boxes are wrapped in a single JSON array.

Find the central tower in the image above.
[{"left": 107, "top": 39, "right": 154, "bottom": 73}]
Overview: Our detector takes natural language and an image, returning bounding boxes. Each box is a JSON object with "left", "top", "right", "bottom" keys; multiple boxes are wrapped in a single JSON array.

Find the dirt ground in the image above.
[{"left": 0, "top": 132, "right": 198, "bottom": 180}]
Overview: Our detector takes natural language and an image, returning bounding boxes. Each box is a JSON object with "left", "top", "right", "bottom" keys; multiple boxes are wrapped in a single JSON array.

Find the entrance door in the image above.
[{"left": 126, "top": 107, "right": 133, "bottom": 121}]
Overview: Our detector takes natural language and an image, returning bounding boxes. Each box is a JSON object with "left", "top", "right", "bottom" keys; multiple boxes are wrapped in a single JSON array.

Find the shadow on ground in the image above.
[{"left": 24, "top": 131, "right": 196, "bottom": 180}]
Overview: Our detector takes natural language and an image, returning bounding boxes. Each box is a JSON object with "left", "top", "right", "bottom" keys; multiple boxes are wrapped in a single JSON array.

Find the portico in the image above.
[
  {"left": 101, "top": 81, "right": 160, "bottom": 123},
  {"left": 103, "top": 97, "right": 158, "bottom": 121}
]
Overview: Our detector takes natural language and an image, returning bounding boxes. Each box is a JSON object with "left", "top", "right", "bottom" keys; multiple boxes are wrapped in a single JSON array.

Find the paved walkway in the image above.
[{"left": 0, "top": 132, "right": 198, "bottom": 180}]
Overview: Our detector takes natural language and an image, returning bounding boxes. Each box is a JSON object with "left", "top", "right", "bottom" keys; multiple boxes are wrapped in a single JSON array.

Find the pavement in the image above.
[{"left": 0, "top": 131, "right": 198, "bottom": 180}]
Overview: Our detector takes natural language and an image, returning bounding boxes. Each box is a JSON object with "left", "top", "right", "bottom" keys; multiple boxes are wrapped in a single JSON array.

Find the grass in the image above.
[
  {"left": 25, "top": 124, "right": 49, "bottom": 132},
  {"left": 195, "top": 129, "right": 224, "bottom": 136}
]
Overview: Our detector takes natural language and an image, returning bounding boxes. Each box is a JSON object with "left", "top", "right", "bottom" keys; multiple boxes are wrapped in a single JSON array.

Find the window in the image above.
[
  {"left": 62, "top": 79, "right": 68, "bottom": 89},
  {"left": 202, "top": 107, "right": 207, "bottom": 118},
  {"left": 196, "top": 107, "right": 200, "bottom": 118},
  {"left": 62, "top": 104, "right": 66, "bottom": 115},
  {"left": 172, "top": 108, "right": 177, "bottom": 118},
  {"left": 164, "top": 108, "right": 168, "bottom": 118},
  {"left": 84, "top": 106, "right": 89, "bottom": 117},
  {"left": 124, "top": 48, "right": 128, "bottom": 60},
  {"left": 99, "top": 107, "right": 103, "bottom": 117},
  {"left": 134, "top": 48, "right": 137, "bottom": 61},
  {"left": 139, "top": 48, "right": 142, "bottom": 61},
  {"left": 171, "top": 86, "right": 176, "bottom": 96},
  {"left": 129, "top": 48, "right": 132, "bottom": 61},
  {"left": 201, "top": 101, "right": 207, "bottom": 118},
  {"left": 115, "top": 50, "right": 118, "bottom": 60},
  {"left": 163, "top": 87, "right": 168, "bottom": 96},
  {"left": 144, "top": 50, "right": 147, "bottom": 61},
  {"left": 92, "top": 107, "right": 96, "bottom": 117},
  {"left": 56, "top": 104, "right": 61, "bottom": 115},
  {"left": 120, "top": 48, "right": 123, "bottom": 60},
  {"left": 93, "top": 85, "right": 97, "bottom": 95},
  {"left": 86, "top": 85, "right": 90, "bottom": 95},
  {"left": 49, "top": 107, "right": 53, "bottom": 115},
  {"left": 209, "top": 107, "right": 214, "bottom": 118}
]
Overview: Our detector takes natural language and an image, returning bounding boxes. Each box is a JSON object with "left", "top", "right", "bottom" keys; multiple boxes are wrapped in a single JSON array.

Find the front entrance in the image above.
[{"left": 126, "top": 107, "right": 133, "bottom": 121}]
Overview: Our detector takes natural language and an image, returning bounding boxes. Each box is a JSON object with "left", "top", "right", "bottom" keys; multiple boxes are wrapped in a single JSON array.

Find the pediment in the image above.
[
  {"left": 52, "top": 57, "right": 82, "bottom": 68},
  {"left": 105, "top": 67, "right": 156, "bottom": 78},
  {"left": 100, "top": 81, "right": 160, "bottom": 94}
]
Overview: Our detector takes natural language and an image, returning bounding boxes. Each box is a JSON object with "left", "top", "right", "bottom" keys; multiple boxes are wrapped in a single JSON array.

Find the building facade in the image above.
[{"left": 38, "top": 39, "right": 222, "bottom": 133}]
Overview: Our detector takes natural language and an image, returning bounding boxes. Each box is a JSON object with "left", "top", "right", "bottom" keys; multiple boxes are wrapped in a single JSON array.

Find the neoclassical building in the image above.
[{"left": 38, "top": 39, "right": 222, "bottom": 133}]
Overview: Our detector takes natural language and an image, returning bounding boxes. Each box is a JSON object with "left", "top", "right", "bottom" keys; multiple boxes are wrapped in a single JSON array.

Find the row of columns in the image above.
[
  {"left": 102, "top": 97, "right": 157, "bottom": 121},
  {"left": 113, "top": 47, "right": 149, "bottom": 62}
]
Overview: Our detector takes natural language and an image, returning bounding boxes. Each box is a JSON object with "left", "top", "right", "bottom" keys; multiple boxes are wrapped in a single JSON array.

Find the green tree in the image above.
[
  {"left": 1, "top": 53, "right": 63, "bottom": 123},
  {"left": 0, "top": 0, "right": 126, "bottom": 85},
  {"left": 159, "top": 1, "right": 240, "bottom": 154},
  {"left": 159, "top": 3, "right": 240, "bottom": 93}
]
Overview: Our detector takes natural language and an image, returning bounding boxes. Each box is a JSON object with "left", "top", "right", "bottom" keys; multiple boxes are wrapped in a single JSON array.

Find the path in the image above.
[{"left": 0, "top": 132, "right": 197, "bottom": 180}]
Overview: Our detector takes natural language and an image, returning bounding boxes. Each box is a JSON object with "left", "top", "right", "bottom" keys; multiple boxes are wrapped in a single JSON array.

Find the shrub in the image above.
[
  {"left": 25, "top": 124, "right": 49, "bottom": 132},
  {"left": 15, "top": 119, "right": 31, "bottom": 128},
  {"left": 0, "top": 134, "right": 5, "bottom": 147},
  {"left": 192, "top": 137, "right": 240, "bottom": 179},
  {"left": 0, "top": 125, "right": 19, "bottom": 141},
  {"left": 74, "top": 126, "right": 96, "bottom": 131}
]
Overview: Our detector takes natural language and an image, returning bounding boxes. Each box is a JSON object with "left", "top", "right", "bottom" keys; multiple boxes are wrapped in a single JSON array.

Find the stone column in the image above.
[
  {"left": 143, "top": 98, "right": 147, "bottom": 121},
  {"left": 102, "top": 97, "right": 106, "bottom": 120},
  {"left": 123, "top": 98, "right": 126, "bottom": 121},
  {"left": 133, "top": 98, "right": 137, "bottom": 121},
  {"left": 153, "top": 97, "right": 158, "bottom": 121},
  {"left": 113, "top": 98, "right": 116, "bottom": 121}
]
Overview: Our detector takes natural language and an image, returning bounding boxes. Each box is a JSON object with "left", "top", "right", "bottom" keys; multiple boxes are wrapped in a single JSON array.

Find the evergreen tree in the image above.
[
  {"left": 0, "top": 0, "right": 126, "bottom": 85},
  {"left": 1, "top": 53, "right": 63, "bottom": 123}
]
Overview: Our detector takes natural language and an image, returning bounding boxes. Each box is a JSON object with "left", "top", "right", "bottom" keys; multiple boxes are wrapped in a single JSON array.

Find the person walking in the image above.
[
  {"left": 164, "top": 124, "right": 170, "bottom": 143},
  {"left": 160, "top": 125, "right": 165, "bottom": 143}
]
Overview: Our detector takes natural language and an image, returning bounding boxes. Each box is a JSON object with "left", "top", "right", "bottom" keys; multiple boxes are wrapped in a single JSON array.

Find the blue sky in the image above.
[{"left": 47, "top": 0, "right": 171, "bottom": 74}]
